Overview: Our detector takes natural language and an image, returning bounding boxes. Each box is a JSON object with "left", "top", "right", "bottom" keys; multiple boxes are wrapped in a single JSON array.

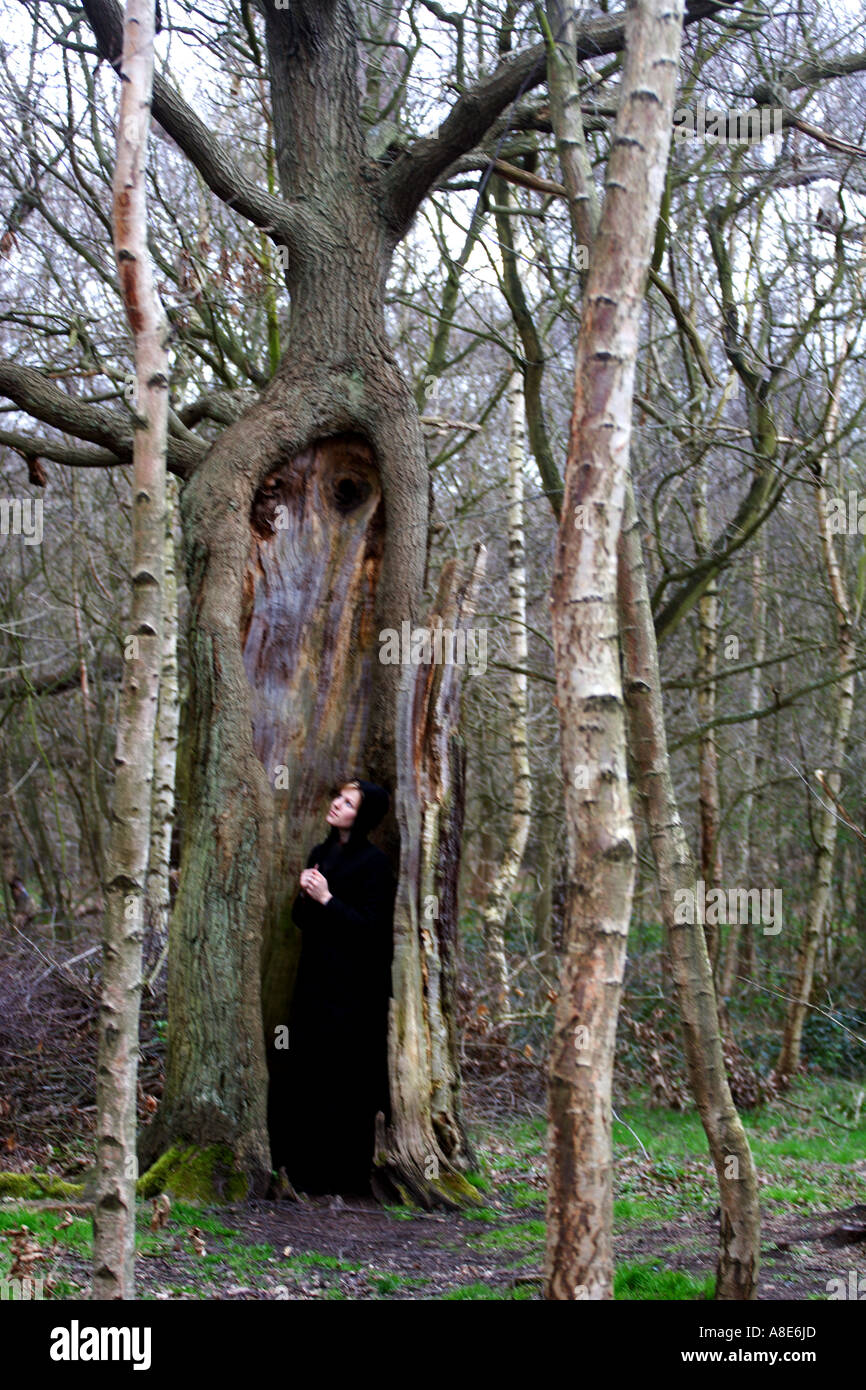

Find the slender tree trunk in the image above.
[
  {"left": 71, "top": 502, "right": 105, "bottom": 888},
  {"left": 5, "top": 763, "right": 51, "bottom": 915},
  {"left": 144, "top": 472, "right": 179, "bottom": 978},
  {"left": 545, "top": 0, "right": 684, "bottom": 1301},
  {"left": 542, "top": 1, "right": 600, "bottom": 257},
  {"left": 777, "top": 356, "right": 856, "bottom": 1079},
  {"left": 534, "top": 799, "right": 558, "bottom": 983},
  {"left": 693, "top": 475, "right": 723, "bottom": 968},
  {"left": 1, "top": 767, "right": 19, "bottom": 927},
  {"left": 619, "top": 480, "right": 761, "bottom": 1299},
  {"left": 720, "top": 538, "right": 766, "bottom": 999},
  {"left": 481, "top": 369, "right": 532, "bottom": 1023},
  {"left": 92, "top": 0, "right": 167, "bottom": 1299}
]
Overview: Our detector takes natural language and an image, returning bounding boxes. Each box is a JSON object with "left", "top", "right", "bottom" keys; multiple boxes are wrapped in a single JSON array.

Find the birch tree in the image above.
[
  {"left": 145, "top": 472, "right": 179, "bottom": 982},
  {"left": 92, "top": 0, "right": 168, "bottom": 1299},
  {"left": 481, "top": 370, "right": 532, "bottom": 1023},
  {"left": 719, "top": 538, "right": 766, "bottom": 1000},
  {"left": 546, "top": 0, "right": 685, "bottom": 1300}
]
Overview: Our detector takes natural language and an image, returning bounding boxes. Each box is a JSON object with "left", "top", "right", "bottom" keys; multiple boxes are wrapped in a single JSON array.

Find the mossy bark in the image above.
[
  {"left": 137, "top": 1145, "right": 248, "bottom": 1203},
  {"left": 0, "top": 1172, "right": 85, "bottom": 1200}
]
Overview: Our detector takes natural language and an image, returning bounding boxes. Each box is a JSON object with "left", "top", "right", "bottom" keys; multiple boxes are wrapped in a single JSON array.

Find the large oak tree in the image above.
[{"left": 7, "top": 0, "right": 858, "bottom": 1217}]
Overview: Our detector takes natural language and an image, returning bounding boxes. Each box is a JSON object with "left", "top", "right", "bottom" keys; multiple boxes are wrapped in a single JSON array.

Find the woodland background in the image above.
[{"left": 0, "top": 0, "right": 865, "bottom": 1302}]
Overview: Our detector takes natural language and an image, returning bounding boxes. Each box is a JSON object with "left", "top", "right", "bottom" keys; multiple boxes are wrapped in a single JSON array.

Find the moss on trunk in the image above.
[{"left": 137, "top": 1145, "right": 249, "bottom": 1203}]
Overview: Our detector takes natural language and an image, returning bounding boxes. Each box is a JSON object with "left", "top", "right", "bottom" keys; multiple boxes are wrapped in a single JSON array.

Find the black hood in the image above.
[{"left": 349, "top": 780, "right": 390, "bottom": 840}]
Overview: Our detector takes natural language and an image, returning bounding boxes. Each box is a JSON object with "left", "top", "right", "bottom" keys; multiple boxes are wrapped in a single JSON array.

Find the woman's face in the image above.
[{"left": 326, "top": 785, "right": 362, "bottom": 830}]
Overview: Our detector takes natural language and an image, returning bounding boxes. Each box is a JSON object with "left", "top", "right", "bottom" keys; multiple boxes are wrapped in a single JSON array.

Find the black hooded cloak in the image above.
[{"left": 269, "top": 780, "right": 395, "bottom": 1194}]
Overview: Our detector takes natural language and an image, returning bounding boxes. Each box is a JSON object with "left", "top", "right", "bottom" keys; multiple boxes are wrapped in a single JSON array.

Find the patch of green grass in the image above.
[
  {"left": 440, "top": 1280, "right": 535, "bottom": 1300},
  {"left": 615, "top": 1259, "right": 714, "bottom": 1301},
  {"left": 166, "top": 1203, "right": 237, "bottom": 1238},
  {"left": 499, "top": 1180, "right": 543, "bottom": 1210},
  {"left": 475, "top": 1219, "right": 544, "bottom": 1251},
  {"left": 222, "top": 1241, "right": 275, "bottom": 1277},
  {"left": 506, "top": 1117, "right": 546, "bottom": 1146},
  {"left": 762, "top": 1182, "right": 828, "bottom": 1209},
  {"left": 382, "top": 1203, "right": 414, "bottom": 1221},
  {"left": 290, "top": 1250, "right": 361, "bottom": 1273},
  {"left": 460, "top": 1206, "right": 506, "bottom": 1224},
  {"left": 369, "top": 1270, "right": 424, "bottom": 1295},
  {"left": 613, "top": 1106, "right": 709, "bottom": 1158},
  {"left": 465, "top": 1172, "right": 491, "bottom": 1194},
  {"left": 51, "top": 1278, "right": 84, "bottom": 1299},
  {"left": 752, "top": 1132, "right": 866, "bottom": 1164},
  {"left": 479, "top": 1151, "right": 530, "bottom": 1176},
  {"left": 614, "top": 1195, "right": 679, "bottom": 1226},
  {"left": 0, "top": 1208, "right": 91, "bottom": 1258}
]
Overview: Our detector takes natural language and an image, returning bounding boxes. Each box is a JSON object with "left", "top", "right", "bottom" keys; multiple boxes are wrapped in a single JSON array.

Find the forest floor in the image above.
[{"left": 1, "top": 1074, "right": 864, "bottom": 1301}]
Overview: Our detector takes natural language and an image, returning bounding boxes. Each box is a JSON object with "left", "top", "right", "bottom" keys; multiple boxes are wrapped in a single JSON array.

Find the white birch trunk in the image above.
[
  {"left": 545, "top": 0, "right": 685, "bottom": 1301},
  {"left": 720, "top": 539, "right": 766, "bottom": 998},
  {"left": 481, "top": 369, "right": 532, "bottom": 1023},
  {"left": 145, "top": 472, "right": 180, "bottom": 975},
  {"left": 92, "top": 0, "right": 168, "bottom": 1300}
]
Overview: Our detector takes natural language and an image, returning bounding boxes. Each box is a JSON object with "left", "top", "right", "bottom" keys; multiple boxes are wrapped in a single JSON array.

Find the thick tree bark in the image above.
[
  {"left": 137, "top": 1, "right": 474, "bottom": 1203},
  {"left": 545, "top": 0, "right": 684, "bottom": 1301},
  {"left": 375, "top": 552, "right": 485, "bottom": 1204},
  {"left": 619, "top": 481, "right": 761, "bottom": 1300},
  {"left": 93, "top": 0, "right": 167, "bottom": 1300}
]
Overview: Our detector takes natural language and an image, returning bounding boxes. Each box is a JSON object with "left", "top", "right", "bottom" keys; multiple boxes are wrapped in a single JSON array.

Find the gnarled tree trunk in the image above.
[
  {"left": 132, "top": 1, "right": 476, "bottom": 1204},
  {"left": 375, "top": 551, "right": 485, "bottom": 1204}
]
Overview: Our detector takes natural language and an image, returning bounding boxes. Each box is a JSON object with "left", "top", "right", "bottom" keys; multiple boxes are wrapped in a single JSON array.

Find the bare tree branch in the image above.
[
  {"left": 80, "top": 0, "right": 321, "bottom": 254},
  {"left": 0, "top": 653, "right": 123, "bottom": 700},
  {"left": 0, "top": 361, "right": 203, "bottom": 476},
  {"left": 177, "top": 388, "right": 259, "bottom": 429},
  {"left": 0, "top": 428, "right": 123, "bottom": 471},
  {"left": 382, "top": 1, "right": 737, "bottom": 235},
  {"left": 783, "top": 51, "right": 866, "bottom": 89}
]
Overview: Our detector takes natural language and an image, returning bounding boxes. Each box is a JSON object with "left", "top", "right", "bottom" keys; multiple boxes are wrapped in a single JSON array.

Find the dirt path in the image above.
[{"left": 112, "top": 1194, "right": 866, "bottom": 1301}]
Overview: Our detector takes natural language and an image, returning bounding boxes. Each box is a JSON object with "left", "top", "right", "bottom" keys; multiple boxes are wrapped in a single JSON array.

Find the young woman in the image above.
[{"left": 276, "top": 779, "right": 395, "bottom": 1195}]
